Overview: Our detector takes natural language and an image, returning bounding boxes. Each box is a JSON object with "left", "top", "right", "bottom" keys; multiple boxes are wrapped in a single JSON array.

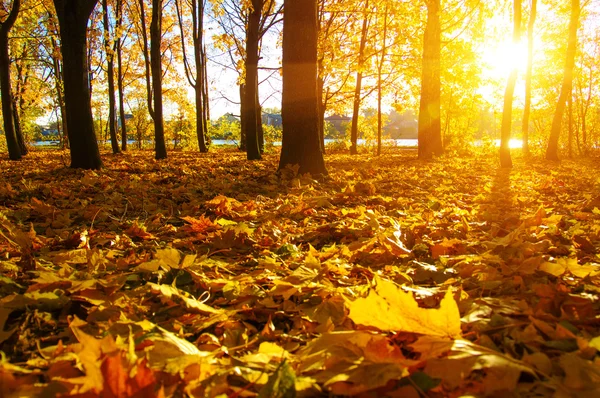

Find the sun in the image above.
[{"left": 481, "top": 39, "right": 529, "bottom": 82}]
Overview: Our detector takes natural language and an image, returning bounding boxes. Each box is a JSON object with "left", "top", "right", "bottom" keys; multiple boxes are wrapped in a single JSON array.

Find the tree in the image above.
[
  {"left": 418, "top": 0, "right": 443, "bottom": 159},
  {"left": 349, "top": 0, "right": 370, "bottom": 155},
  {"left": 546, "top": 0, "right": 580, "bottom": 161},
  {"left": 279, "top": 0, "right": 327, "bottom": 177},
  {"left": 376, "top": 2, "right": 389, "bottom": 156},
  {"left": 150, "top": 0, "right": 167, "bottom": 159},
  {"left": 0, "top": 0, "right": 22, "bottom": 160},
  {"left": 521, "top": 0, "right": 537, "bottom": 156},
  {"left": 116, "top": 0, "right": 128, "bottom": 151},
  {"left": 175, "top": 0, "right": 209, "bottom": 153},
  {"left": 244, "top": 0, "right": 262, "bottom": 160},
  {"left": 499, "top": 0, "right": 521, "bottom": 168},
  {"left": 53, "top": 0, "right": 102, "bottom": 169},
  {"left": 102, "top": 0, "right": 120, "bottom": 154}
]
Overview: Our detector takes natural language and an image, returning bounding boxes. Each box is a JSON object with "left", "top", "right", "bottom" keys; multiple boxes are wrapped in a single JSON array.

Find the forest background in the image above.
[{"left": 0, "top": 0, "right": 598, "bottom": 161}]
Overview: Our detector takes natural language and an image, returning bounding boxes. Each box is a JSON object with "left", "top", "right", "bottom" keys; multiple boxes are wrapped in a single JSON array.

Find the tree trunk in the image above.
[
  {"left": 116, "top": 0, "right": 127, "bottom": 151},
  {"left": 102, "top": 0, "right": 120, "bottom": 154},
  {"left": 53, "top": 0, "right": 102, "bottom": 169},
  {"left": 256, "top": 89, "right": 264, "bottom": 153},
  {"left": 567, "top": 94, "right": 573, "bottom": 158},
  {"left": 244, "top": 0, "right": 262, "bottom": 160},
  {"left": 239, "top": 84, "right": 247, "bottom": 151},
  {"left": 317, "top": 75, "right": 325, "bottom": 153},
  {"left": 0, "top": 0, "right": 22, "bottom": 160},
  {"left": 377, "top": 4, "right": 388, "bottom": 157},
  {"left": 279, "top": 0, "right": 327, "bottom": 177},
  {"left": 350, "top": 0, "right": 369, "bottom": 156},
  {"left": 150, "top": 0, "right": 167, "bottom": 159},
  {"left": 418, "top": 0, "right": 443, "bottom": 159},
  {"left": 522, "top": 0, "right": 536, "bottom": 156},
  {"left": 546, "top": 0, "right": 580, "bottom": 161},
  {"left": 193, "top": 0, "right": 208, "bottom": 152},
  {"left": 500, "top": 0, "right": 521, "bottom": 168}
]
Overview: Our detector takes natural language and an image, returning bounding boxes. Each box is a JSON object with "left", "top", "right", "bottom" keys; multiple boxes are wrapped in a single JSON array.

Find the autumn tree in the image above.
[
  {"left": 115, "top": 0, "right": 128, "bottom": 151},
  {"left": 150, "top": 0, "right": 167, "bottom": 159},
  {"left": 347, "top": 0, "right": 371, "bottom": 155},
  {"left": 546, "top": 0, "right": 580, "bottom": 161},
  {"left": 175, "top": 0, "right": 209, "bottom": 152},
  {"left": 102, "top": 0, "right": 120, "bottom": 154},
  {"left": 279, "top": 0, "right": 327, "bottom": 176},
  {"left": 418, "top": 0, "right": 443, "bottom": 159},
  {"left": 210, "top": 0, "right": 281, "bottom": 155},
  {"left": 499, "top": 0, "right": 521, "bottom": 168},
  {"left": 244, "top": 0, "right": 263, "bottom": 160},
  {"left": 53, "top": 0, "right": 102, "bottom": 169},
  {"left": 521, "top": 0, "right": 537, "bottom": 156},
  {"left": 0, "top": 0, "right": 23, "bottom": 160}
]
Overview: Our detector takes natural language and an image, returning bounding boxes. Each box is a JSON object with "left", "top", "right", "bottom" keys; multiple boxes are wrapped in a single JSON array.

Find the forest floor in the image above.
[{"left": 0, "top": 148, "right": 599, "bottom": 397}]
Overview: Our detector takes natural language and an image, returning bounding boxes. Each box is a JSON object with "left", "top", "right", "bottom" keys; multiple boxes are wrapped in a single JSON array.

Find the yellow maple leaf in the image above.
[{"left": 347, "top": 277, "right": 461, "bottom": 338}]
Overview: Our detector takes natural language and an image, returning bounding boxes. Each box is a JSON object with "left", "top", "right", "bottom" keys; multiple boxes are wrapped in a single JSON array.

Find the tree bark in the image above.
[
  {"left": 175, "top": 0, "right": 208, "bottom": 152},
  {"left": 377, "top": 3, "right": 388, "bottom": 157},
  {"left": 115, "top": 0, "right": 127, "bottom": 151},
  {"left": 193, "top": 0, "right": 208, "bottom": 152},
  {"left": 239, "top": 83, "right": 247, "bottom": 151},
  {"left": 278, "top": 0, "right": 327, "bottom": 177},
  {"left": 546, "top": 0, "right": 579, "bottom": 161},
  {"left": 0, "top": 0, "right": 22, "bottom": 160},
  {"left": 53, "top": 0, "right": 102, "bottom": 169},
  {"left": 150, "top": 0, "right": 167, "bottom": 159},
  {"left": 521, "top": 0, "right": 537, "bottom": 156},
  {"left": 350, "top": 0, "right": 370, "bottom": 156},
  {"left": 500, "top": 0, "right": 521, "bottom": 168},
  {"left": 418, "top": 0, "right": 443, "bottom": 159},
  {"left": 102, "top": 0, "right": 120, "bottom": 154},
  {"left": 244, "top": 0, "right": 262, "bottom": 160}
]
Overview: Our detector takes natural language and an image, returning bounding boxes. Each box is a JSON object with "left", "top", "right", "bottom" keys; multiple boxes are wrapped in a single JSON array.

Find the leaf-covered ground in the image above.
[{"left": 1, "top": 148, "right": 599, "bottom": 397}]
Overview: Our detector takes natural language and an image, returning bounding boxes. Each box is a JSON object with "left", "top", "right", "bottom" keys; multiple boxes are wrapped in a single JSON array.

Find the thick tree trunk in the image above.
[
  {"left": 500, "top": 0, "right": 521, "bottom": 168},
  {"left": 244, "top": 0, "right": 262, "bottom": 160},
  {"left": 0, "top": 0, "right": 22, "bottom": 160},
  {"left": 522, "top": 0, "right": 537, "bottom": 156},
  {"left": 546, "top": 0, "right": 579, "bottom": 161},
  {"left": 279, "top": 0, "right": 327, "bottom": 177},
  {"left": 350, "top": 0, "right": 369, "bottom": 156},
  {"left": 102, "top": 0, "right": 120, "bottom": 154},
  {"left": 54, "top": 0, "right": 102, "bottom": 169},
  {"left": 418, "top": 0, "right": 443, "bottom": 159},
  {"left": 150, "top": 0, "right": 167, "bottom": 159}
]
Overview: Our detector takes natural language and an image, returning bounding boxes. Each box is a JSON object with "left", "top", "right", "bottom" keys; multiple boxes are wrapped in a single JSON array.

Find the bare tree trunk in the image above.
[
  {"left": 500, "top": 0, "right": 521, "bottom": 168},
  {"left": 53, "top": 0, "right": 102, "bottom": 169},
  {"left": 0, "top": 0, "right": 22, "bottom": 160},
  {"left": 116, "top": 0, "right": 127, "bottom": 151},
  {"left": 102, "top": 0, "right": 120, "bottom": 154},
  {"left": 150, "top": 0, "right": 167, "bottom": 159},
  {"left": 418, "top": 0, "right": 443, "bottom": 159},
  {"left": 522, "top": 0, "right": 537, "bottom": 156},
  {"left": 568, "top": 94, "right": 573, "bottom": 158},
  {"left": 546, "top": 0, "right": 580, "bottom": 161},
  {"left": 377, "top": 3, "right": 388, "bottom": 157},
  {"left": 279, "top": 0, "right": 326, "bottom": 176},
  {"left": 244, "top": 0, "right": 262, "bottom": 160},
  {"left": 239, "top": 84, "right": 247, "bottom": 151},
  {"left": 350, "top": 0, "right": 369, "bottom": 156}
]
